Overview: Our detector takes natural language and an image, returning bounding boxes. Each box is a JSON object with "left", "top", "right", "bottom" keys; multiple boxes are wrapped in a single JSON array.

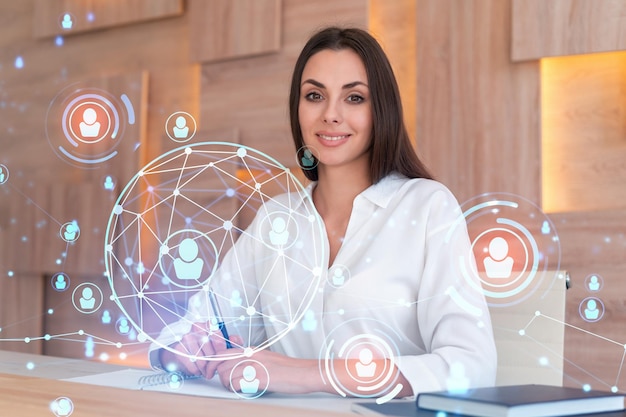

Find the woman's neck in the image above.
[{"left": 313, "top": 164, "right": 372, "bottom": 217}]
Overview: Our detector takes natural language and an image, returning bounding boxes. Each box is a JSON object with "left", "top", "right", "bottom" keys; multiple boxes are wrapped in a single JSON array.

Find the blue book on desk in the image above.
[{"left": 416, "top": 384, "right": 625, "bottom": 417}]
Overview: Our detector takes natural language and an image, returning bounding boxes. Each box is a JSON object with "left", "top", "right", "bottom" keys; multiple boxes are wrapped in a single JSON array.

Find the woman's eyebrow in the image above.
[{"left": 301, "top": 79, "right": 369, "bottom": 89}]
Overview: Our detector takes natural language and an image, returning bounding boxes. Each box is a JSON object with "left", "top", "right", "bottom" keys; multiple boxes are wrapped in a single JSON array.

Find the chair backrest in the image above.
[{"left": 488, "top": 271, "right": 568, "bottom": 387}]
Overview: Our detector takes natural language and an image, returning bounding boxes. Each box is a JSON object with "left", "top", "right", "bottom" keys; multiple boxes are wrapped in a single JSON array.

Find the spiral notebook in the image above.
[{"left": 64, "top": 368, "right": 240, "bottom": 399}]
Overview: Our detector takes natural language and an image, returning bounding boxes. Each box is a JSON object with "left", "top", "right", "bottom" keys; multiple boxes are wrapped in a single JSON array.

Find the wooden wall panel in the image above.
[
  {"left": 189, "top": 0, "right": 281, "bottom": 63},
  {"left": 33, "top": 0, "right": 184, "bottom": 38},
  {"left": 542, "top": 52, "right": 626, "bottom": 213},
  {"left": 417, "top": 0, "right": 541, "bottom": 204},
  {"left": 512, "top": 0, "right": 626, "bottom": 61},
  {"left": 550, "top": 210, "right": 626, "bottom": 389},
  {"left": 198, "top": 0, "right": 368, "bottom": 168},
  {"left": 0, "top": 0, "right": 197, "bottom": 357},
  {"left": 370, "top": 0, "right": 417, "bottom": 144}
]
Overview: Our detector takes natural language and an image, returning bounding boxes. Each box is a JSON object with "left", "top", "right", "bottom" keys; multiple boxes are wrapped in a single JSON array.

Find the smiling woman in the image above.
[{"left": 150, "top": 27, "right": 497, "bottom": 400}]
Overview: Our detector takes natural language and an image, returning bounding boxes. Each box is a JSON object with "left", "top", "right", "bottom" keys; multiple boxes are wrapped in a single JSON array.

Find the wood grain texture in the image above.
[
  {"left": 370, "top": 0, "right": 417, "bottom": 144},
  {"left": 33, "top": 0, "right": 184, "bottom": 38},
  {"left": 542, "top": 51, "right": 626, "bottom": 213},
  {"left": 417, "top": 0, "right": 542, "bottom": 204},
  {"left": 512, "top": 0, "right": 626, "bottom": 61},
  {"left": 0, "top": 373, "right": 356, "bottom": 417},
  {"left": 0, "top": 0, "right": 196, "bottom": 357},
  {"left": 189, "top": 0, "right": 281, "bottom": 63},
  {"left": 550, "top": 209, "right": 626, "bottom": 390}
]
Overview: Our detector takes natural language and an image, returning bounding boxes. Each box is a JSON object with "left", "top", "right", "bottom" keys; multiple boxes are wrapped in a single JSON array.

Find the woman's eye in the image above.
[
  {"left": 347, "top": 94, "right": 364, "bottom": 103},
  {"left": 304, "top": 92, "right": 323, "bottom": 101}
]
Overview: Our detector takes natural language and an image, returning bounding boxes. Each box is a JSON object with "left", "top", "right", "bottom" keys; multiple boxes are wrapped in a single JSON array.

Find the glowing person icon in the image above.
[
  {"left": 0, "top": 167, "right": 5, "bottom": 183},
  {"left": 332, "top": 268, "right": 345, "bottom": 286},
  {"left": 54, "top": 397, "right": 73, "bottom": 416},
  {"left": 483, "top": 237, "right": 514, "bottom": 279},
  {"left": 541, "top": 220, "right": 551, "bottom": 235},
  {"left": 173, "top": 238, "right": 204, "bottom": 280},
  {"left": 355, "top": 348, "right": 377, "bottom": 378},
  {"left": 239, "top": 365, "right": 260, "bottom": 394},
  {"left": 118, "top": 317, "right": 130, "bottom": 334},
  {"left": 63, "top": 222, "right": 79, "bottom": 241},
  {"left": 301, "top": 148, "right": 315, "bottom": 167},
  {"left": 79, "top": 287, "right": 96, "bottom": 310},
  {"left": 301, "top": 309, "right": 317, "bottom": 332},
  {"left": 101, "top": 310, "right": 111, "bottom": 324},
  {"left": 230, "top": 289, "right": 243, "bottom": 308},
  {"left": 54, "top": 274, "right": 68, "bottom": 290},
  {"left": 79, "top": 107, "right": 101, "bottom": 138},
  {"left": 588, "top": 275, "right": 600, "bottom": 291},
  {"left": 61, "top": 13, "right": 73, "bottom": 29},
  {"left": 85, "top": 336, "right": 95, "bottom": 358},
  {"left": 103, "top": 176, "right": 114, "bottom": 190},
  {"left": 269, "top": 216, "right": 289, "bottom": 246},
  {"left": 172, "top": 116, "right": 189, "bottom": 139},
  {"left": 584, "top": 299, "right": 600, "bottom": 320}
]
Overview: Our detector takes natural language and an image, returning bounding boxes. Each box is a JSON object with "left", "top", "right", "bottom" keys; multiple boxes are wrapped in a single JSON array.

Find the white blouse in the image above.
[{"left": 150, "top": 173, "right": 497, "bottom": 396}]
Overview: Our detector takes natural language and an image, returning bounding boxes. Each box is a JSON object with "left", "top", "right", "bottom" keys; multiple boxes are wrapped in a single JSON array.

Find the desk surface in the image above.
[{"left": 0, "top": 350, "right": 357, "bottom": 416}]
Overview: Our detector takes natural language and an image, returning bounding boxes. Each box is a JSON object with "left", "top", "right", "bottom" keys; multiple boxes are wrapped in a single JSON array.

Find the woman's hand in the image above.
[{"left": 158, "top": 321, "right": 243, "bottom": 379}]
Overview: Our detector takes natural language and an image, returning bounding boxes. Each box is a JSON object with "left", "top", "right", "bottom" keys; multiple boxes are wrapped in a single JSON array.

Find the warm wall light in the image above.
[
  {"left": 541, "top": 51, "right": 626, "bottom": 213},
  {"left": 369, "top": 0, "right": 417, "bottom": 145}
]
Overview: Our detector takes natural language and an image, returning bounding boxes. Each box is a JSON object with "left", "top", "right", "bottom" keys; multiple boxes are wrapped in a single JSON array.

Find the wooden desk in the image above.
[
  {"left": 0, "top": 350, "right": 356, "bottom": 416},
  {"left": 0, "top": 372, "right": 357, "bottom": 417}
]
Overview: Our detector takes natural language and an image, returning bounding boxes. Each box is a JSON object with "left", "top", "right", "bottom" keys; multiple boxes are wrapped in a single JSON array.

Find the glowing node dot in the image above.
[
  {"left": 538, "top": 357, "right": 549, "bottom": 366},
  {"left": 99, "top": 353, "right": 109, "bottom": 361},
  {"left": 277, "top": 249, "right": 284, "bottom": 256},
  {"left": 239, "top": 315, "right": 245, "bottom": 321},
  {"left": 24, "top": 338, "right": 30, "bottom": 343},
  {"left": 119, "top": 353, "right": 127, "bottom": 360},
  {"left": 518, "top": 329, "right": 525, "bottom": 336},
  {"left": 202, "top": 285, "right": 210, "bottom": 292},
  {"left": 44, "top": 334, "right": 51, "bottom": 340},
  {"left": 185, "top": 147, "right": 192, "bottom": 154},
  {"left": 138, "top": 292, "right": 144, "bottom": 299},
  {"left": 244, "top": 347, "right": 253, "bottom": 357},
  {"left": 78, "top": 330, "right": 84, "bottom": 335},
  {"left": 477, "top": 321, "right": 485, "bottom": 328},
  {"left": 583, "top": 384, "right": 591, "bottom": 392},
  {"left": 138, "top": 171, "right": 144, "bottom": 177},
  {"left": 113, "top": 205, "right": 123, "bottom": 215},
  {"left": 535, "top": 310, "right": 541, "bottom": 316},
  {"left": 116, "top": 342, "right": 122, "bottom": 348},
  {"left": 308, "top": 215, "right": 315, "bottom": 223},
  {"left": 208, "top": 162, "right": 214, "bottom": 167},
  {"left": 223, "top": 220, "right": 233, "bottom": 230},
  {"left": 246, "top": 306, "right": 256, "bottom": 316},
  {"left": 338, "top": 309, "right": 345, "bottom": 315},
  {"left": 124, "top": 257, "right": 133, "bottom": 266},
  {"left": 255, "top": 183, "right": 261, "bottom": 190},
  {"left": 137, "top": 332, "right": 147, "bottom": 343},
  {"left": 26, "top": 362, "right": 35, "bottom": 370},
  {"left": 106, "top": 244, "right": 113, "bottom": 252},
  {"left": 237, "top": 147, "right": 247, "bottom": 158},
  {"left": 47, "top": 309, "right": 54, "bottom": 315},
  {"left": 160, "top": 245, "right": 169, "bottom": 255},
  {"left": 109, "top": 295, "right": 115, "bottom": 301},
  {"left": 436, "top": 412, "right": 448, "bottom": 417},
  {"left": 173, "top": 189, "right": 180, "bottom": 196},
  {"left": 225, "top": 188, "right": 235, "bottom": 197},
  {"left": 7, "top": 271, "right": 14, "bottom": 277},
  {"left": 312, "top": 267, "right": 322, "bottom": 277},
  {"left": 612, "top": 386, "right": 618, "bottom": 393}
]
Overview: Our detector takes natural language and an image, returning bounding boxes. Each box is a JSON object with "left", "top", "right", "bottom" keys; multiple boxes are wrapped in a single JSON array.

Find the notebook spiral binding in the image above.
[{"left": 138, "top": 371, "right": 196, "bottom": 388}]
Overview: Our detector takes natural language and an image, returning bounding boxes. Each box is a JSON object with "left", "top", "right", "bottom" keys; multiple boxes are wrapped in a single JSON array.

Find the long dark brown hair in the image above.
[{"left": 289, "top": 26, "right": 432, "bottom": 183}]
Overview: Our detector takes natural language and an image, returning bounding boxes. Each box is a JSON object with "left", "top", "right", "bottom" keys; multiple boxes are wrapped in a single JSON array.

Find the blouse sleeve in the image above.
[{"left": 396, "top": 186, "right": 497, "bottom": 395}]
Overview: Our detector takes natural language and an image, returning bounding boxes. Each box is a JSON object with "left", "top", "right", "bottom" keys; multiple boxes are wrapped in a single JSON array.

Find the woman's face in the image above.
[{"left": 298, "top": 48, "right": 373, "bottom": 176}]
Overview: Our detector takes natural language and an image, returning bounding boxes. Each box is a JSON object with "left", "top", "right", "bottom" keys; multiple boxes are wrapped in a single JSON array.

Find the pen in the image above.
[{"left": 208, "top": 288, "right": 232, "bottom": 349}]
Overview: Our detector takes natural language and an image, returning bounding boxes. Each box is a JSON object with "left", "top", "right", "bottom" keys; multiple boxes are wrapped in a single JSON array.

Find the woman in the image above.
[{"left": 151, "top": 27, "right": 497, "bottom": 398}]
